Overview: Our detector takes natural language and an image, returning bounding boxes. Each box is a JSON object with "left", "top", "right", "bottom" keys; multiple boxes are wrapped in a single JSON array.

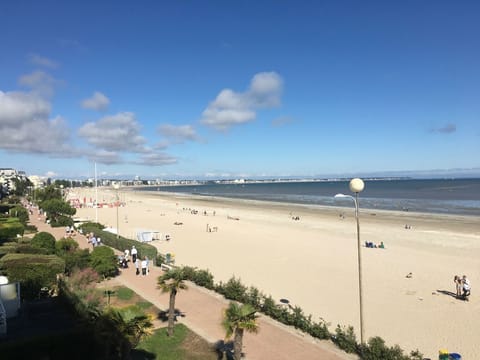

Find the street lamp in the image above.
[
  {"left": 113, "top": 183, "right": 120, "bottom": 239},
  {"left": 334, "top": 178, "right": 365, "bottom": 344}
]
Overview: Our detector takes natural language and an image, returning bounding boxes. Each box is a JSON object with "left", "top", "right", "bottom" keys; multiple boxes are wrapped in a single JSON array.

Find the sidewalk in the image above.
[{"left": 28, "top": 211, "right": 355, "bottom": 360}]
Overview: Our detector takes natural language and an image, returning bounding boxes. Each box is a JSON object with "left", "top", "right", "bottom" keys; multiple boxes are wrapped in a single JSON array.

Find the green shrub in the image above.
[
  {"left": 192, "top": 268, "right": 215, "bottom": 289},
  {"left": 309, "top": 318, "right": 331, "bottom": 340},
  {"left": 80, "top": 222, "right": 105, "bottom": 231},
  {"left": 15, "top": 243, "right": 49, "bottom": 254},
  {"left": 90, "top": 246, "right": 118, "bottom": 278},
  {"left": 24, "top": 224, "right": 38, "bottom": 233},
  {"left": 0, "top": 253, "right": 65, "bottom": 299},
  {"left": 63, "top": 249, "right": 91, "bottom": 275},
  {"left": 0, "top": 244, "right": 17, "bottom": 258},
  {"left": 180, "top": 266, "right": 215, "bottom": 289},
  {"left": 156, "top": 253, "right": 165, "bottom": 266},
  {"left": 31, "top": 231, "right": 56, "bottom": 254},
  {"left": 246, "top": 286, "right": 263, "bottom": 310},
  {"left": 332, "top": 325, "right": 358, "bottom": 354},
  {"left": 55, "top": 237, "right": 79, "bottom": 255},
  {"left": 0, "top": 220, "right": 24, "bottom": 242},
  {"left": 216, "top": 276, "right": 248, "bottom": 302},
  {"left": 9, "top": 206, "right": 29, "bottom": 225},
  {"left": 260, "top": 295, "right": 282, "bottom": 318}
]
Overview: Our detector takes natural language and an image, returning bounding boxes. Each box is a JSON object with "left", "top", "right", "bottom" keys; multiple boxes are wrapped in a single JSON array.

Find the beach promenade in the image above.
[{"left": 28, "top": 211, "right": 355, "bottom": 360}]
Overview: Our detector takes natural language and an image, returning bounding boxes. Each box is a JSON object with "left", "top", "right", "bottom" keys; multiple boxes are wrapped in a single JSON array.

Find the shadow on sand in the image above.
[{"left": 435, "top": 289, "right": 471, "bottom": 301}]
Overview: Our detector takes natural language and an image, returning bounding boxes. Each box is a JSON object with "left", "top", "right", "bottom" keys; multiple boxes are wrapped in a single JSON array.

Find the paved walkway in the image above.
[{"left": 28, "top": 210, "right": 356, "bottom": 360}]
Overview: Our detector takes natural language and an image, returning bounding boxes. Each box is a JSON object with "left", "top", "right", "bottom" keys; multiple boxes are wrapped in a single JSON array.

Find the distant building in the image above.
[
  {"left": 0, "top": 168, "right": 22, "bottom": 194},
  {"left": 28, "top": 175, "right": 46, "bottom": 189}
]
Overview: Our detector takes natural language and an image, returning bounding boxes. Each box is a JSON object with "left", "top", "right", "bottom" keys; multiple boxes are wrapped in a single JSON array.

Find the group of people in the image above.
[
  {"left": 87, "top": 232, "right": 101, "bottom": 247},
  {"left": 454, "top": 275, "right": 471, "bottom": 301},
  {"left": 65, "top": 226, "right": 76, "bottom": 236},
  {"left": 365, "top": 241, "right": 385, "bottom": 249},
  {"left": 121, "top": 246, "right": 150, "bottom": 276}
]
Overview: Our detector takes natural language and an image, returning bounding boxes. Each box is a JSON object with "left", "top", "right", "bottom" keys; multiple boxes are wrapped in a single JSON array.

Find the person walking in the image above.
[
  {"left": 135, "top": 258, "right": 140, "bottom": 275},
  {"left": 141, "top": 257, "right": 147, "bottom": 276},
  {"left": 131, "top": 245, "right": 138, "bottom": 263},
  {"left": 145, "top": 255, "right": 149, "bottom": 275}
]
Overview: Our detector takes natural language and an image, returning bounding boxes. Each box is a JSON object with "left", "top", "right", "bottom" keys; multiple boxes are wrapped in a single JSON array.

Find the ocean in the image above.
[{"left": 139, "top": 178, "right": 480, "bottom": 216}]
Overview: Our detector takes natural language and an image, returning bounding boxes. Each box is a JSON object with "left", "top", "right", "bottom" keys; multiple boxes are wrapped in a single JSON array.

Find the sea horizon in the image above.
[{"left": 137, "top": 178, "right": 480, "bottom": 217}]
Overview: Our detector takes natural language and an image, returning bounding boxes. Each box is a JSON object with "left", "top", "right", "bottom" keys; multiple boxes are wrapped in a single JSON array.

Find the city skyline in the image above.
[{"left": 1, "top": 1, "right": 479, "bottom": 180}]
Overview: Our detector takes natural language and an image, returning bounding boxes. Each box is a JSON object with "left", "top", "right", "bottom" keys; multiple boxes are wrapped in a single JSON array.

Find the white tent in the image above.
[{"left": 136, "top": 230, "right": 160, "bottom": 242}]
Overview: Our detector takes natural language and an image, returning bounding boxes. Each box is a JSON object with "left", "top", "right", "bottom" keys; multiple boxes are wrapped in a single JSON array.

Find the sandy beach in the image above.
[{"left": 70, "top": 187, "right": 480, "bottom": 359}]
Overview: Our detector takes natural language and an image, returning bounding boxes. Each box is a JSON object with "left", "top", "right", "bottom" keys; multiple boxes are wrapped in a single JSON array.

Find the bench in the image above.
[{"left": 161, "top": 263, "right": 173, "bottom": 271}]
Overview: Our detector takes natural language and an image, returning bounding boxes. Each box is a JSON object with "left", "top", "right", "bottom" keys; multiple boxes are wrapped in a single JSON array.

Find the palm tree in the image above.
[
  {"left": 95, "top": 308, "right": 153, "bottom": 360},
  {"left": 157, "top": 267, "right": 188, "bottom": 336},
  {"left": 222, "top": 302, "right": 259, "bottom": 360}
]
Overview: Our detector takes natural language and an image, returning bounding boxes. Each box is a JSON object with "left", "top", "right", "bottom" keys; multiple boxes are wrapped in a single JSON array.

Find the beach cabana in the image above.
[{"left": 136, "top": 229, "right": 160, "bottom": 242}]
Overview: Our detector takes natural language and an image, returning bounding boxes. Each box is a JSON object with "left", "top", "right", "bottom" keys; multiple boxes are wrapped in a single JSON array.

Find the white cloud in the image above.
[
  {"left": 135, "top": 152, "right": 178, "bottom": 166},
  {"left": 200, "top": 72, "right": 283, "bottom": 131},
  {"left": 18, "top": 70, "right": 58, "bottom": 97},
  {"left": 87, "top": 150, "right": 122, "bottom": 165},
  {"left": 28, "top": 54, "right": 59, "bottom": 69},
  {"left": 45, "top": 171, "right": 58, "bottom": 178},
  {"left": 0, "top": 90, "right": 72, "bottom": 154},
  {"left": 158, "top": 124, "right": 199, "bottom": 143},
  {"left": 78, "top": 112, "right": 146, "bottom": 152},
  {"left": 81, "top": 91, "right": 110, "bottom": 111}
]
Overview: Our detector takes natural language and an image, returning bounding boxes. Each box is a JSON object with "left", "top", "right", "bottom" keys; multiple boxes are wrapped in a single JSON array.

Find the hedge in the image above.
[
  {"left": 0, "top": 220, "right": 24, "bottom": 242},
  {"left": 81, "top": 223, "right": 157, "bottom": 260},
  {"left": 0, "top": 253, "right": 65, "bottom": 299}
]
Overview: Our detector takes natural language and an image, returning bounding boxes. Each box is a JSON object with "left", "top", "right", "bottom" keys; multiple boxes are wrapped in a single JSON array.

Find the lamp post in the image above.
[
  {"left": 113, "top": 183, "right": 120, "bottom": 239},
  {"left": 334, "top": 178, "right": 365, "bottom": 344}
]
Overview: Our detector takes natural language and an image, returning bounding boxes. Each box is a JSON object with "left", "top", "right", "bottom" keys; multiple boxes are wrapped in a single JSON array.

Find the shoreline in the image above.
[{"left": 70, "top": 187, "right": 480, "bottom": 359}]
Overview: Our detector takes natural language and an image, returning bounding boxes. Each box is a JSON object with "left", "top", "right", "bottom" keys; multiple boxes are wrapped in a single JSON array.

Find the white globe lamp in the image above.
[{"left": 349, "top": 178, "right": 365, "bottom": 193}]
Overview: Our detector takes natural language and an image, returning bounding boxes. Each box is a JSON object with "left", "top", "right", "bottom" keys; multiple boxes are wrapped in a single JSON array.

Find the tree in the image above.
[
  {"left": 157, "top": 267, "right": 188, "bottom": 336},
  {"left": 40, "top": 198, "right": 76, "bottom": 226},
  {"left": 222, "top": 302, "right": 259, "bottom": 360},
  {"left": 95, "top": 307, "right": 153, "bottom": 359},
  {"left": 35, "top": 185, "right": 62, "bottom": 202},
  {"left": 11, "top": 177, "right": 33, "bottom": 196},
  {"left": 90, "top": 246, "right": 118, "bottom": 278}
]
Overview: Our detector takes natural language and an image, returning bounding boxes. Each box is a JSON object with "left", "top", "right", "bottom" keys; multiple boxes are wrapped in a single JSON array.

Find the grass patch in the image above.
[
  {"left": 116, "top": 286, "right": 134, "bottom": 300},
  {"left": 136, "top": 300, "right": 153, "bottom": 310},
  {"left": 133, "top": 324, "right": 217, "bottom": 360}
]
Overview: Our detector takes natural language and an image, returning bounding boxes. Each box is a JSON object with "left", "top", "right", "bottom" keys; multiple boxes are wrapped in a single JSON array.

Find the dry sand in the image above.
[{"left": 70, "top": 187, "right": 480, "bottom": 359}]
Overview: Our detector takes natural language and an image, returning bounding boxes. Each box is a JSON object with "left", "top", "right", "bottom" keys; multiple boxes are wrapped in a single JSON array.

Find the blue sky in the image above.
[{"left": 1, "top": 1, "right": 479, "bottom": 180}]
